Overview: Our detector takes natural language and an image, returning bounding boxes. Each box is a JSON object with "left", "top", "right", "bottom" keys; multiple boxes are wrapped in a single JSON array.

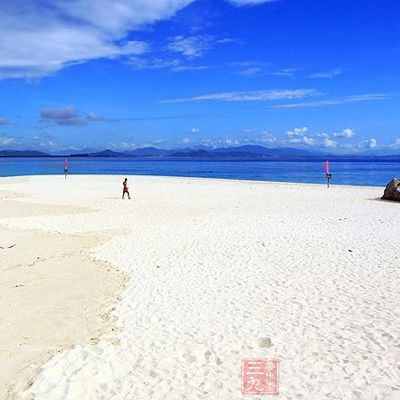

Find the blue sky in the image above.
[{"left": 1, "top": 0, "right": 399, "bottom": 153}]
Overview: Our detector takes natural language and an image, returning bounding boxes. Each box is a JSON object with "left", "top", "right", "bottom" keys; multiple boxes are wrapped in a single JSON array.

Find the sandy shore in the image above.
[
  {"left": 0, "top": 181, "right": 125, "bottom": 399},
  {"left": 0, "top": 175, "right": 399, "bottom": 399}
]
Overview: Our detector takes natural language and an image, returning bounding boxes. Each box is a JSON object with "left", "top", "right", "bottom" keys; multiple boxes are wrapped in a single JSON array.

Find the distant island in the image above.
[{"left": 1, "top": 145, "right": 399, "bottom": 161}]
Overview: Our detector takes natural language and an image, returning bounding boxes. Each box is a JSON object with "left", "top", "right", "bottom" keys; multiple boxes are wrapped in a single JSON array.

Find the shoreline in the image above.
[
  {"left": 0, "top": 173, "right": 388, "bottom": 190},
  {"left": 1, "top": 175, "right": 399, "bottom": 399}
]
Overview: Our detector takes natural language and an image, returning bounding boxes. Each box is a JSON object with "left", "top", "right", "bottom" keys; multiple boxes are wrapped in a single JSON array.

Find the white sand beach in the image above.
[{"left": 0, "top": 175, "right": 399, "bottom": 400}]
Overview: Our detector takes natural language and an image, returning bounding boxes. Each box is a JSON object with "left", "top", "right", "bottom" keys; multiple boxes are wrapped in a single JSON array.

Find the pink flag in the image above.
[
  {"left": 64, "top": 158, "right": 68, "bottom": 169},
  {"left": 324, "top": 160, "right": 330, "bottom": 174}
]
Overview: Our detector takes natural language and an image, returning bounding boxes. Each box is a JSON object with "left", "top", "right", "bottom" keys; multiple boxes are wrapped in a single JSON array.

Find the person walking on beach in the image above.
[
  {"left": 122, "top": 178, "right": 131, "bottom": 199},
  {"left": 64, "top": 158, "right": 68, "bottom": 179}
]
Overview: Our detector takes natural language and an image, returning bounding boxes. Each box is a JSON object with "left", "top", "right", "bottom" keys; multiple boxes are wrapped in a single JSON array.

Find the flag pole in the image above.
[{"left": 325, "top": 160, "right": 332, "bottom": 188}]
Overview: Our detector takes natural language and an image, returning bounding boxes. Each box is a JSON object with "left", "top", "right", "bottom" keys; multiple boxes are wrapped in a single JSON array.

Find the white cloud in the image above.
[
  {"left": 0, "top": 0, "right": 155, "bottom": 79},
  {"left": 272, "top": 93, "right": 388, "bottom": 109},
  {"left": 0, "top": 0, "right": 283, "bottom": 80},
  {"left": 0, "top": 117, "right": 8, "bottom": 125},
  {"left": 307, "top": 69, "right": 342, "bottom": 79},
  {"left": 231, "top": 61, "right": 268, "bottom": 76},
  {"left": 323, "top": 138, "right": 337, "bottom": 148},
  {"left": 0, "top": 0, "right": 192, "bottom": 79},
  {"left": 180, "top": 138, "right": 192, "bottom": 145},
  {"left": 200, "top": 138, "right": 242, "bottom": 147},
  {"left": 283, "top": 127, "right": 316, "bottom": 147},
  {"left": 0, "top": 134, "right": 17, "bottom": 147},
  {"left": 129, "top": 57, "right": 210, "bottom": 72},
  {"left": 259, "top": 131, "right": 277, "bottom": 145},
  {"left": 167, "top": 35, "right": 214, "bottom": 58},
  {"left": 370, "top": 138, "right": 378, "bottom": 148},
  {"left": 286, "top": 127, "right": 308, "bottom": 138},
  {"left": 389, "top": 138, "right": 400, "bottom": 149},
  {"left": 333, "top": 128, "right": 355, "bottom": 138},
  {"left": 287, "top": 136, "right": 315, "bottom": 146},
  {"left": 171, "top": 65, "right": 210, "bottom": 72},
  {"left": 161, "top": 89, "right": 318, "bottom": 103},
  {"left": 129, "top": 57, "right": 181, "bottom": 70},
  {"left": 166, "top": 35, "right": 233, "bottom": 59},
  {"left": 271, "top": 68, "right": 298, "bottom": 77},
  {"left": 284, "top": 127, "right": 358, "bottom": 149},
  {"left": 190, "top": 128, "right": 200, "bottom": 134},
  {"left": 357, "top": 137, "right": 378, "bottom": 149}
]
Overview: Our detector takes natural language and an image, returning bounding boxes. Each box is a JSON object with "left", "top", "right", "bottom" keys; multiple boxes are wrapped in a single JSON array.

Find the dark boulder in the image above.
[{"left": 382, "top": 178, "right": 400, "bottom": 202}]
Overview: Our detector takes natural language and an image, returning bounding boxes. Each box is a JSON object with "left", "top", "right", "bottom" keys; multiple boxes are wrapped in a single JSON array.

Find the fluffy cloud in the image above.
[
  {"left": 323, "top": 138, "right": 337, "bottom": 148},
  {"left": 357, "top": 138, "right": 378, "bottom": 149},
  {"left": 0, "top": 1, "right": 191, "bottom": 79},
  {"left": 162, "top": 89, "right": 317, "bottom": 103},
  {"left": 0, "top": 0, "right": 271, "bottom": 80},
  {"left": 284, "top": 126, "right": 360, "bottom": 149},
  {"left": 333, "top": 128, "right": 356, "bottom": 138},
  {"left": 168, "top": 126, "right": 383, "bottom": 152},
  {"left": 259, "top": 131, "right": 277, "bottom": 145},
  {"left": 369, "top": 138, "right": 378, "bottom": 148},
  {"left": 286, "top": 127, "right": 308, "bottom": 138}
]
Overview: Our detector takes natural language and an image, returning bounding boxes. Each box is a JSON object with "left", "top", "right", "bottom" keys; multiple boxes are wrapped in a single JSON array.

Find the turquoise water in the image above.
[{"left": 0, "top": 157, "right": 399, "bottom": 187}]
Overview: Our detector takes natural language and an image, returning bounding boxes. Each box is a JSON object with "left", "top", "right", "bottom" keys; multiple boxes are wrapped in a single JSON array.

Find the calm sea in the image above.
[{"left": 0, "top": 157, "right": 399, "bottom": 187}]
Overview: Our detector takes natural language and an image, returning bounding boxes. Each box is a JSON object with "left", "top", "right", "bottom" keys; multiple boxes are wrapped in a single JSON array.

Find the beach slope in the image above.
[{"left": 0, "top": 175, "right": 398, "bottom": 400}]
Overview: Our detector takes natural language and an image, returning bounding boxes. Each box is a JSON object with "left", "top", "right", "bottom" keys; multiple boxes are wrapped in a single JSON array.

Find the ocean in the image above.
[{"left": 0, "top": 157, "right": 399, "bottom": 187}]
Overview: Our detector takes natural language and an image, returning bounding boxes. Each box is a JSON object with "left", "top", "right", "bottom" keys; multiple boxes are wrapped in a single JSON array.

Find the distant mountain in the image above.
[
  {"left": 219, "top": 145, "right": 325, "bottom": 157},
  {"left": 169, "top": 149, "right": 269, "bottom": 158},
  {"left": 88, "top": 150, "right": 129, "bottom": 157},
  {"left": 169, "top": 146, "right": 326, "bottom": 159},
  {"left": 1, "top": 145, "right": 400, "bottom": 160},
  {"left": 324, "top": 152, "right": 400, "bottom": 161},
  {"left": 0, "top": 150, "right": 49, "bottom": 157},
  {"left": 126, "top": 147, "right": 172, "bottom": 157},
  {"left": 357, "top": 148, "right": 400, "bottom": 157}
]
